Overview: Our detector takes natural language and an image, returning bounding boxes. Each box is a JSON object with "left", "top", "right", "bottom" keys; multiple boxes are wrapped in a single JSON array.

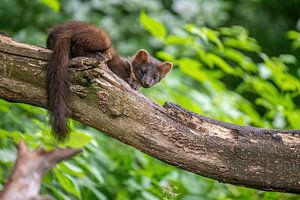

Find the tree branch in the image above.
[
  {"left": 0, "top": 35, "right": 299, "bottom": 194},
  {"left": 0, "top": 140, "right": 81, "bottom": 200}
]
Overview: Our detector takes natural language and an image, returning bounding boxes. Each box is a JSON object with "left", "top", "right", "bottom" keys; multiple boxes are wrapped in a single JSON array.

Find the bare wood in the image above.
[
  {"left": 0, "top": 35, "right": 299, "bottom": 194},
  {"left": 0, "top": 140, "right": 81, "bottom": 200}
]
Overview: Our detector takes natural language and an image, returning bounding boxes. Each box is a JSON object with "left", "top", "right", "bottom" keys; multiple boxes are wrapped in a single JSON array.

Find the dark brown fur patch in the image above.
[{"left": 47, "top": 21, "right": 114, "bottom": 141}]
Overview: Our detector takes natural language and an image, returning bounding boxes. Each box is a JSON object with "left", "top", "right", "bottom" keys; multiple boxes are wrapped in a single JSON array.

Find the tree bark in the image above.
[{"left": 0, "top": 35, "right": 299, "bottom": 194}]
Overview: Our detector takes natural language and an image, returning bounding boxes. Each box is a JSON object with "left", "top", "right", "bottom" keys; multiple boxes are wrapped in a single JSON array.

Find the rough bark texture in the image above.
[
  {"left": 0, "top": 35, "right": 299, "bottom": 194},
  {"left": 0, "top": 140, "right": 81, "bottom": 200}
]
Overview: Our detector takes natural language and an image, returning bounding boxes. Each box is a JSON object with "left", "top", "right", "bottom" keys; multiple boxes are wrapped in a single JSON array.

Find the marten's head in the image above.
[{"left": 131, "top": 49, "right": 173, "bottom": 88}]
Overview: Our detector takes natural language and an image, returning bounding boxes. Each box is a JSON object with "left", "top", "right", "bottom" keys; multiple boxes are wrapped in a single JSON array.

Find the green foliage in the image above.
[
  {"left": 40, "top": 0, "right": 60, "bottom": 12},
  {"left": 62, "top": 130, "right": 93, "bottom": 149},
  {"left": 287, "top": 31, "right": 300, "bottom": 49},
  {"left": 140, "top": 11, "right": 166, "bottom": 41},
  {"left": 142, "top": 13, "right": 300, "bottom": 131},
  {"left": 0, "top": 0, "right": 300, "bottom": 200}
]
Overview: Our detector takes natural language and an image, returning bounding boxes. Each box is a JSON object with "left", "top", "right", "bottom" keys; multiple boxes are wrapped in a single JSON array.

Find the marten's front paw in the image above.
[
  {"left": 130, "top": 81, "right": 141, "bottom": 90},
  {"left": 86, "top": 51, "right": 106, "bottom": 61},
  {"left": 125, "top": 79, "right": 141, "bottom": 90},
  {"left": 94, "top": 52, "right": 106, "bottom": 61}
]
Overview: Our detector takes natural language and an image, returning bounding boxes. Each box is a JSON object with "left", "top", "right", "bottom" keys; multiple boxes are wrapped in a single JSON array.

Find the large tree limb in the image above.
[{"left": 0, "top": 35, "right": 299, "bottom": 194}]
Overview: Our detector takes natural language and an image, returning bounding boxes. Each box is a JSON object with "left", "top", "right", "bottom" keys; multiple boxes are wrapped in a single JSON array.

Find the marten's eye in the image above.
[
  {"left": 139, "top": 68, "right": 145, "bottom": 75},
  {"left": 153, "top": 73, "right": 159, "bottom": 80}
]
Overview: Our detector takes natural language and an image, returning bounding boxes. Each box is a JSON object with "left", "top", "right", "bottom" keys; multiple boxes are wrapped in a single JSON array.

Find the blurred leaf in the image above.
[
  {"left": 286, "top": 110, "right": 300, "bottom": 129},
  {"left": 82, "top": 184, "right": 108, "bottom": 200},
  {"left": 178, "top": 58, "right": 202, "bottom": 69},
  {"left": 141, "top": 191, "right": 159, "bottom": 200},
  {"left": 50, "top": 186, "right": 73, "bottom": 200},
  {"left": 262, "top": 56, "right": 300, "bottom": 91},
  {"left": 224, "top": 37, "right": 261, "bottom": 52},
  {"left": 40, "top": 0, "right": 60, "bottom": 12},
  {"left": 207, "top": 53, "right": 235, "bottom": 74},
  {"left": 201, "top": 27, "right": 224, "bottom": 50},
  {"left": 75, "top": 157, "right": 105, "bottom": 184},
  {"left": 197, "top": 49, "right": 213, "bottom": 67},
  {"left": 156, "top": 51, "right": 176, "bottom": 63},
  {"left": 248, "top": 77, "right": 280, "bottom": 104},
  {"left": 223, "top": 48, "right": 257, "bottom": 72},
  {"left": 219, "top": 26, "right": 248, "bottom": 37},
  {"left": 286, "top": 30, "right": 300, "bottom": 49},
  {"left": 185, "top": 24, "right": 207, "bottom": 42},
  {"left": 58, "top": 162, "right": 84, "bottom": 177},
  {"left": 279, "top": 54, "right": 296, "bottom": 64},
  {"left": 177, "top": 58, "right": 207, "bottom": 82},
  {"left": 140, "top": 11, "right": 166, "bottom": 40},
  {"left": 62, "top": 131, "right": 92, "bottom": 148},
  {"left": 55, "top": 169, "right": 81, "bottom": 199},
  {"left": 165, "top": 35, "right": 192, "bottom": 45},
  {"left": 286, "top": 30, "right": 300, "bottom": 39}
]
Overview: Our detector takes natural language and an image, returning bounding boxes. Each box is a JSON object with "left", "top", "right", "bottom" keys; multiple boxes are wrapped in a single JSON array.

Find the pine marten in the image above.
[{"left": 46, "top": 21, "right": 173, "bottom": 141}]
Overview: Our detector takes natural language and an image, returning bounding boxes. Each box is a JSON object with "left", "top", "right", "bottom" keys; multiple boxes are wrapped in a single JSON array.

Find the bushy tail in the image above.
[{"left": 46, "top": 34, "right": 71, "bottom": 142}]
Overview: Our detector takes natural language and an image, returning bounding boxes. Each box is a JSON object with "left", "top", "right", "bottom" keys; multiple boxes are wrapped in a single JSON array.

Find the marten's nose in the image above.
[{"left": 143, "top": 81, "right": 150, "bottom": 87}]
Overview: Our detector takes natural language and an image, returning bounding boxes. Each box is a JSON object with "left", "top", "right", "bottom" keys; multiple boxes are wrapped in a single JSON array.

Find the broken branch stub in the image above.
[{"left": 0, "top": 140, "right": 81, "bottom": 200}]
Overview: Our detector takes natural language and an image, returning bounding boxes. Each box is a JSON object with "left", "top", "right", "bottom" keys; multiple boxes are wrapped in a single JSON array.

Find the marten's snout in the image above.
[{"left": 143, "top": 80, "right": 151, "bottom": 87}]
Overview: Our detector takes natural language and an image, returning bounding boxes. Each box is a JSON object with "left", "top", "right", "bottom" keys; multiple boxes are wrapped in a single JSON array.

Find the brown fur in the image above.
[{"left": 46, "top": 21, "right": 173, "bottom": 141}]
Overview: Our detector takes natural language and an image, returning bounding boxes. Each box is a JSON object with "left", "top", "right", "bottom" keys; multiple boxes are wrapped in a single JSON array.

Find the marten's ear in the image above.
[
  {"left": 158, "top": 61, "right": 173, "bottom": 78},
  {"left": 132, "top": 49, "right": 149, "bottom": 66}
]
